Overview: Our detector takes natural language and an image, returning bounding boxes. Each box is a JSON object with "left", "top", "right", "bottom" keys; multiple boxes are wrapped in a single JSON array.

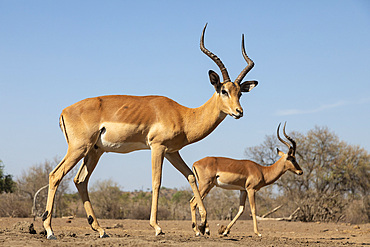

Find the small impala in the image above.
[
  {"left": 42, "top": 24, "right": 258, "bottom": 239},
  {"left": 190, "top": 123, "right": 303, "bottom": 236}
]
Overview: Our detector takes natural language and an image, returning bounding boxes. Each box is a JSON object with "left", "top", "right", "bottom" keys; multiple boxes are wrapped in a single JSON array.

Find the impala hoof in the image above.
[
  {"left": 47, "top": 234, "right": 57, "bottom": 240},
  {"left": 100, "top": 232, "right": 109, "bottom": 238},
  {"left": 154, "top": 226, "right": 165, "bottom": 236}
]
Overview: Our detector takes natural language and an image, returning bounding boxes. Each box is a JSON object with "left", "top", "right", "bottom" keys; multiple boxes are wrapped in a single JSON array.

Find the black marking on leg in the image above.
[
  {"left": 88, "top": 215, "right": 94, "bottom": 225},
  {"left": 42, "top": 211, "right": 48, "bottom": 221},
  {"left": 199, "top": 222, "right": 206, "bottom": 235},
  {"left": 94, "top": 144, "right": 98, "bottom": 149},
  {"left": 191, "top": 223, "right": 196, "bottom": 229}
]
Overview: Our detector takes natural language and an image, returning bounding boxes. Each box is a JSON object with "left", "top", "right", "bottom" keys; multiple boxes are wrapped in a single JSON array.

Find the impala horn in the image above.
[
  {"left": 283, "top": 122, "right": 297, "bottom": 154},
  {"left": 200, "top": 23, "right": 231, "bottom": 83},
  {"left": 277, "top": 122, "right": 291, "bottom": 150},
  {"left": 234, "top": 34, "right": 255, "bottom": 85}
]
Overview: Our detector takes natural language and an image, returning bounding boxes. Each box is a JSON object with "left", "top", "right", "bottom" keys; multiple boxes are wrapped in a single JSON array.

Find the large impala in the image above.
[
  {"left": 190, "top": 123, "right": 303, "bottom": 236},
  {"left": 42, "top": 24, "right": 258, "bottom": 239}
]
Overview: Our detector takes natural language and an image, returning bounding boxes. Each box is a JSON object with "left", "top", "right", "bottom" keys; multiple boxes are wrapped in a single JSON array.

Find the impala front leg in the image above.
[
  {"left": 150, "top": 145, "right": 166, "bottom": 236},
  {"left": 220, "top": 190, "right": 247, "bottom": 236},
  {"left": 247, "top": 189, "right": 261, "bottom": 237}
]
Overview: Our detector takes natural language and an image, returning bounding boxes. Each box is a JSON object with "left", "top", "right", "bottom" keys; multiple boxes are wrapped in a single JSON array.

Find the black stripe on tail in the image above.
[
  {"left": 192, "top": 165, "right": 200, "bottom": 182},
  {"left": 60, "top": 115, "right": 69, "bottom": 144}
]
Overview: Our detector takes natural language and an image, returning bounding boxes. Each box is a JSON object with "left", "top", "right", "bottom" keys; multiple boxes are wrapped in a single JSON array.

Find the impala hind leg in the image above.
[
  {"left": 43, "top": 147, "right": 86, "bottom": 239},
  {"left": 74, "top": 148, "right": 107, "bottom": 238},
  {"left": 165, "top": 152, "right": 208, "bottom": 235},
  {"left": 189, "top": 183, "right": 213, "bottom": 236},
  {"left": 219, "top": 190, "right": 247, "bottom": 236}
]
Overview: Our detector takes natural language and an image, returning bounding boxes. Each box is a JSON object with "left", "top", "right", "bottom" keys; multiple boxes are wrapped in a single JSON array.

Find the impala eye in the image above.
[{"left": 221, "top": 89, "right": 228, "bottom": 96}]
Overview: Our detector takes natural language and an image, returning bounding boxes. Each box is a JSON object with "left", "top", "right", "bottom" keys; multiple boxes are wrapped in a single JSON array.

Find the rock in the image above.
[{"left": 13, "top": 221, "right": 36, "bottom": 234}]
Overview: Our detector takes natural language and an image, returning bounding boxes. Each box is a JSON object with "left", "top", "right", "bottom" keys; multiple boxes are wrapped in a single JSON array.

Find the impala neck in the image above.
[
  {"left": 261, "top": 157, "right": 287, "bottom": 186},
  {"left": 184, "top": 92, "right": 227, "bottom": 144}
]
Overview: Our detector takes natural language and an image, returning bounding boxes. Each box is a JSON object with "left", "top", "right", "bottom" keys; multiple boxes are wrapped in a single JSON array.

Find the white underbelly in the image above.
[
  {"left": 96, "top": 122, "right": 150, "bottom": 153},
  {"left": 215, "top": 177, "right": 245, "bottom": 191},
  {"left": 97, "top": 139, "right": 149, "bottom": 153}
]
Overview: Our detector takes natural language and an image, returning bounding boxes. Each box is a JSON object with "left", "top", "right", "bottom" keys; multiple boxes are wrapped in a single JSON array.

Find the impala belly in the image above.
[
  {"left": 96, "top": 122, "right": 150, "bottom": 153},
  {"left": 98, "top": 140, "right": 149, "bottom": 153},
  {"left": 215, "top": 172, "right": 246, "bottom": 191}
]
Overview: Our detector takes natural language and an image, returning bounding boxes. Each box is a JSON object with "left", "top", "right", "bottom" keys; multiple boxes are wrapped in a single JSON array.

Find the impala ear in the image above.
[
  {"left": 277, "top": 148, "right": 284, "bottom": 157},
  {"left": 208, "top": 70, "right": 222, "bottom": 92},
  {"left": 240, "top": 80, "right": 258, "bottom": 92}
]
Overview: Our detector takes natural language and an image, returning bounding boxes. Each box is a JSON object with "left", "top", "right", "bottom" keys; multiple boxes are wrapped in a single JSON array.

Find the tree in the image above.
[
  {"left": 16, "top": 157, "right": 74, "bottom": 217},
  {"left": 204, "top": 188, "right": 239, "bottom": 220},
  {"left": 0, "top": 160, "right": 25, "bottom": 217},
  {"left": 90, "top": 179, "right": 127, "bottom": 219},
  {"left": 245, "top": 126, "right": 370, "bottom": 223},
  {"left": 0, "top": 160, "right": 15, "bottom": 193},
  {"left": 170, "top": 189, "right": 192, "bottom": 220}
]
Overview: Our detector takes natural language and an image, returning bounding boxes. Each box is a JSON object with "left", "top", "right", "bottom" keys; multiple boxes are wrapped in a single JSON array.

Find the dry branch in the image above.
[
  {"left": 256, "top": 206, "right": 301, "bottom": 221},
  {"left": 261, "top": 204, "right": 283, "bottom": 218},
  {"left": 32, "top": 184, "right": 48, "bottom": 220}
]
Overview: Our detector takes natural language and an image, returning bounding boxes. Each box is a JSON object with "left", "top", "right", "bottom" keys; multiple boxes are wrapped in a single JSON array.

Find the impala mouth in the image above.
[{"left": 231, "top": 113, "right": 243, "bottom": 119}]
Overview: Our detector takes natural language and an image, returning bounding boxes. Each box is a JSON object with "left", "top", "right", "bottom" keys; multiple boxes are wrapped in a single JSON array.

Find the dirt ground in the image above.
[{"left": 0, "top": 217, "right": 368, "bottom": 247}]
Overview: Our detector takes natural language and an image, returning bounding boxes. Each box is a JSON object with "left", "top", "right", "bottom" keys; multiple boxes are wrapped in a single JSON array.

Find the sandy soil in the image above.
[{"left": 0, "top": 217, "right": 368, "bottom": 246}]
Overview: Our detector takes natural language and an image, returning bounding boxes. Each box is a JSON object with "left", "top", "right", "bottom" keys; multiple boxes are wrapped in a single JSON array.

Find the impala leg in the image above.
[
  {"left": 43, "top": 147, "right": 85, "bottom": 239},
  {"left": 221, "top": 190, "right": 247, "bottom": 236},
  {"left": 189, "top": 196, "right": 198, "bottom": 234},
  {"left": 149, "top": 145, "right": 166, "bottom": 236},
  {"left": 74, "top": 148, "right": 107, "bottom": 238},
  {"left": 165, "top": 152, "right": 208, "bottom": 235},
  {"left": 247, "top": 189, "right": 261, "bottom": 236},
  {"left": 189, "top": 183, "right": 213, "bottom": 236}
]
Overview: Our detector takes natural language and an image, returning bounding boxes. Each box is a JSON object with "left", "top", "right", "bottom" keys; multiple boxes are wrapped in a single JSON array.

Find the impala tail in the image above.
[
  {"left": 59, "top": 114, "right": 69, "bottom": 144},
  {"left": 192, "top": 164, "right": 200, "bottom": 182}
]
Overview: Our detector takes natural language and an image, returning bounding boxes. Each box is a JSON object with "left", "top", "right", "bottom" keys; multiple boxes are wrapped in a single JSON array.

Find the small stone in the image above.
[{"left": 13, "top": 221, "right": 36, "bottom": 234}]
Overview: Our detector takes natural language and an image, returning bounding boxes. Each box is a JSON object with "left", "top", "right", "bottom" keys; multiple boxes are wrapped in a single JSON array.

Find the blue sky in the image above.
[{"left": 1, "top": 1, "right": 369, "bottom": 191}]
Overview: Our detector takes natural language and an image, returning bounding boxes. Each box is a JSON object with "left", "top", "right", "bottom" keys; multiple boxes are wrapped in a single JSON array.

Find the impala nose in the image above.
[
  {"left": 236, "top": 108, "right": 243, "bottom": 118},
  {"left": 296, "top": 170, "right": 303, "bottom": 175}
]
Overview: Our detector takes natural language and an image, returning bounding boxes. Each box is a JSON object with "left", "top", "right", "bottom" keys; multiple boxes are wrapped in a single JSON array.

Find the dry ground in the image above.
[{"left": 0, "top": 217, "right": 369, "bottom": 246}]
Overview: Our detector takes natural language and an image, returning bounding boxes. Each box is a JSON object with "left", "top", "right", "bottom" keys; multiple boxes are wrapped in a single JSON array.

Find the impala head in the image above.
[
  {"left": 201, "top": 23, "right": 258, "bottom": 119},
  {"left": 277, "top": 122, "right": 303, "bottom": 176}
]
